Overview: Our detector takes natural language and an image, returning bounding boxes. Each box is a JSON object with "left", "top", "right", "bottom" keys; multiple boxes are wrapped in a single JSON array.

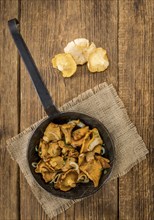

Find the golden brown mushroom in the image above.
[
  {"left": 58, "top": 140, "right": 74, "bottom": 155},
  {"left": 71, "top": 136, "right": 85, "bottom": 148},
  {"left": 95, "top": 155, "right": 110, "bottom": 169},
  {"left": 80, "top": 128, "right": 103, "bottom": 153},
  {"left": 77, "top": 172, "right": 89, "bottom": 183},
  {"left": 42, "top": 172, "right": 57, "bottom": 183},
  {"left": 86, "top": 151, "right": 95, "bottom": 162},
  {"left": 46, "top": 156, "right": 64, "bottom": 170},
  {"left": 43, "top": 123, "right": 62, "bottom": 143},
  {"left": 35, "top": 160, "right": 52, "bottom": 173},
  {"left": 78, "top": 153, "right": 86, "bottom": 166},
  {"left": 54, "top": 170, "right": 78, "bottom": 191},
  {"left": 35, "top": 160, "right": 57, "bottom": 182},
  {"left": 47, "top": 142, "right": 61, "bottom": 157},
  {"left": 72, "top": 126, "right": 89, "bottom": 141},
  {"left": 80, "top": 159, "right": 102, "bottom": 187},
  {"left": 38, "top": 140, "right": 49, "bottom": 160},
  {"left": 93, "top": 145, "right": 102, "bottom": 154},
  {"left": 68, "top": 149, "right": 79, "bottom": 158},
  {"left": 60, "top": 123, "right": 76, "bottom": 144},
  {"left": 62, "top": 157, "right": 76, "bottom": 172},
  {"left": 80, "top": 131, "right": 91, "bottom": 153}
]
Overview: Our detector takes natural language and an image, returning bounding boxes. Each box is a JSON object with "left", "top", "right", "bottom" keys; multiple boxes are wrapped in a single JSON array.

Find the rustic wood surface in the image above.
[{"left": 0, "top": 0, "right": 153, "bottom": 220}]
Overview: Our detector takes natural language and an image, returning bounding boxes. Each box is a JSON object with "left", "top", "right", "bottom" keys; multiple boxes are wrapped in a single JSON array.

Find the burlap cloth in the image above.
[{"left": 6, "top": 82, "right": 148, "bottom": 219}]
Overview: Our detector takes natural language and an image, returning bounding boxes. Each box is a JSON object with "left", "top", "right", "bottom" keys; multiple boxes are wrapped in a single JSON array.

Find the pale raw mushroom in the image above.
[
  {"left": 83, "top": 42, "right": 96, "bottom": 60},
  {"left": 64, "top": 38, "right": 96, "bottom": 65},
  {"left": 87, "top": 47, "right": 109, "bottom": 73},
  {"left": 52, "top": 53, "right": 77, "bottom": 77}
]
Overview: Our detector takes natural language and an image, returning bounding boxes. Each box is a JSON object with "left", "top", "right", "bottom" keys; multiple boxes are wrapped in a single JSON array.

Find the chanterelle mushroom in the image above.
[
  {"left": 52, "top": 53, "right": 77, "bottom": 77},
  {"left": 58, "top": 140, "right": 74, "bottom": 155},
  {"left": 42, "top": 172, "right": 57, "bottom": 183},
  {"left": 86, "top": 151, "right": 95, "bottom": 162},
  {"left": 87, "top": 47, "right": 109, "bottom": 73},
  {"left": 35, "top": 160, "right": 54, "bottom": 173},
  {"left": 46, "top": 156, "right": 64, "bottom": 170},
  {"left": 54, "top": 170, "right": 78, "bottom": 191},
  {"left": 62, "top": 157, "right": 76, "bottom": 172},
  {"left": 77, "top": 172, "right": 89, "bottom": 183},
  {"left": 80, "top": 128, "right": 103, "bottom": 153},
  {"left": 35, "top": 160, "right": 57, "bottom": 183},
  {"left": 72, "top": 126, "right": 89, "bottom": 141},
  {"left": 68, "top": 120, "right": 85, "bottom": 128},
  {"left": 47, "top": 142, "right": 61, "bottom": 157},
  {"left": 95, "top": 155, "right": 110, "bottom": 169},
  {"left": 80, "top": 159, "right": 102, "bottom": 187},
  {"left": 64, "top": 38, "right": 96, "bottom": 65},
  {"left": 83, "top": 42, "right": 96, "bottom": 60},
  {"left": 71, "top": 136, "right": 85, "bottom": 148},
  {"left": 60, "top": 123, "right": 76, "bottom": 144},
  {"left": 93, "top": 144, "right": 102, "bottom": 154},
  {"left": 38, "top": 140, "right": 49, "bottom": 159},
  {"left": 43, "top": 123, "right": 62, "bottom": 143}
]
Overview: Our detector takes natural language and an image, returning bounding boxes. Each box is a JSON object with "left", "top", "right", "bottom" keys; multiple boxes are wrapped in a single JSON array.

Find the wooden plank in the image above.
[
  {"left": 70, "top": 0, "right": 118, "bottom": 219},
  {"left": 19, "top": 0, "right": 118, "bottom": 219},
  {"left": 118, "top": 0, "right": 154, "bottom": 219},
  {"left": 0, "top": 0, "right": 19, "bottom": 220}
]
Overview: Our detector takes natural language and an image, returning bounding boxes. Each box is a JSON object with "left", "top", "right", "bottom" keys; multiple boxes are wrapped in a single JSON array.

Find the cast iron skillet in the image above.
[{"left": 8, "top": 18, "right": 115, "bottom": 200}]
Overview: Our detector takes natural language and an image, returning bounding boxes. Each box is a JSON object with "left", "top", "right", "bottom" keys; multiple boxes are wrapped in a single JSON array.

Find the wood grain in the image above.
[
  {"left": 0, "top": 0, "right": 19, "bottom": 220},
  {"left": 0, "top": 0, "right": 154, "bottom": 219},
  {"left": 118, "top": 0, "right": 154, "bottom": 219},
  {"left": 19, "top": 0, "right": 118, "bottom": 219}
]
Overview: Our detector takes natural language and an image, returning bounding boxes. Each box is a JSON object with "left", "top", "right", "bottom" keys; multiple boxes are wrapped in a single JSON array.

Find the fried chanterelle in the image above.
[
  {"left": 33, "top": 120, "right": 110, "bottom": 191},
  {"left": 51, "top": 38, "right": 109, "bottom": 77}
]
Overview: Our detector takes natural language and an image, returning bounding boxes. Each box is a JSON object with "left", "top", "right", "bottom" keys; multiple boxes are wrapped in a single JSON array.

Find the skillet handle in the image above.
[{"left": 8, "top": 18, "right": 60, "bottom": 116}]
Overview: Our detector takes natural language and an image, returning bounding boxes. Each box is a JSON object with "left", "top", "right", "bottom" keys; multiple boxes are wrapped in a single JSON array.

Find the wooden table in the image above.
[{"left": 0, "top": 0, "right": 153, "bottom": 219}]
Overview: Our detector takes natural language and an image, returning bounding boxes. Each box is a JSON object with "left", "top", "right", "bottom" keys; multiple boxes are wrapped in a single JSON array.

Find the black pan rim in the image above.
[{"left": 27, "top": 111, "right": 115, "bottom": 200}]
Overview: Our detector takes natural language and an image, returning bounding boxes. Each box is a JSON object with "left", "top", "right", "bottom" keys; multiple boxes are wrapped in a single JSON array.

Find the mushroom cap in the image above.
[
  {"left": 72, "top": 126, "right": 89, "bottom": 141},
  {"left": 80, "top": 128, "right": 103, "bottom": 153},
  {"left": 77, "top": 172, "right": 89, "bottom": 183},
  {"left": 47, "top": 142, "right": 61, "bottom": 157},
  {"left": 95, "top": 155, "right": 110, "bottom": 169},
  {"left": 64, "top": 38, "right": 89, "bottom": 65},
  {"left": 43, "top": 123, "right": 62, "bottom": 143},
  {"left": 87, "top": 48, "right": 109, "bottom": 73},
  {"left": 93, "top": 145, "right": 102, "bottom": 154},
  {"left": 38, "top": 140, "right": 49, "bottom": 159},
  {"left": 60, "top": 123, "right": 76, "bottom": 144},
  {"left": 52, "top": 53, "right": 77, "bottom": 77},
  {"left": 54, "top": 170, "right": 78, "bottom": 191},
  {"left": 46, "top": 156, "right": 65, "bottom": 170},
  {"left": 80, "top": 159, "right": 102, "bottom": 187}
]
